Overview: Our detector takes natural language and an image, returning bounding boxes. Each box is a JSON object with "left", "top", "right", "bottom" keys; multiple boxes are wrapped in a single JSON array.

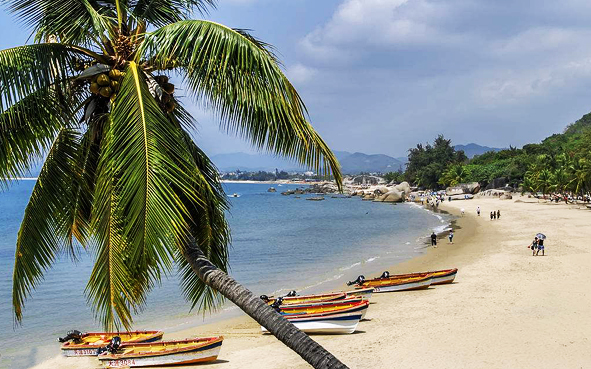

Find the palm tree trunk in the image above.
[{"left": 182, "top": 243, "right": 349, "bottom": 369}]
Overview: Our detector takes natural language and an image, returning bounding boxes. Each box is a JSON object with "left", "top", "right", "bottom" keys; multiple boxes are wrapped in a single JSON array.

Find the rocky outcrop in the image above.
[
  {"left": 446, "top": 182, "right": 480, "bottom": 195},
  {"left": 372, "top": 181, "right": 411, "bottom": 203}
]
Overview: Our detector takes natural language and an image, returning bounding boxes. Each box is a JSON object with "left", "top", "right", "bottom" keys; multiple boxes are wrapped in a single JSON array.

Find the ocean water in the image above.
[{"left": 0, "top": 181, "right": 451, "bottom": 369}]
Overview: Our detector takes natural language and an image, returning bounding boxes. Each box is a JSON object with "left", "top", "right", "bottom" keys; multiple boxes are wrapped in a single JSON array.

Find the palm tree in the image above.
[
  {"left": 438, "top": 164, "right": 470, "bottom": 187},
  {"left": 2, "top": 1, "right": 347, "bottom": 368}
]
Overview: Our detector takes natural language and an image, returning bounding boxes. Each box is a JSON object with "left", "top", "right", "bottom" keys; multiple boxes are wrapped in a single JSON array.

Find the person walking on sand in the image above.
[
  {"left": 448, "top": 230, "right": 454, "bottom": 244},
  {"left": 490, "top": 211, "right": 494, "bottom": 220},
  {"left": 536, "top": 237, "right": 545, "bottom": 256},
  {"left": 431, "top": 232, "right": 437, "bottom": 248},
  {"left": 461, "top": 208, "right": 465, "bottom": 217},
  {"left": 497, "top": 210, "right": 501, "bottom": 219},
  {"left": 531, "top": 237, "right": 538, "bottom": 256},
  {"left": 477, "top": 206, "right": 481, "bottom": 216},
  {"left": 493, "top": 211, "right": 496, "bottom": 220}
]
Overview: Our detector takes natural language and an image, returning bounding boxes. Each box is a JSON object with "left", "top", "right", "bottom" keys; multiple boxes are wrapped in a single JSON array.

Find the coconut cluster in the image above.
[
  {"left": 89, "top": 69, "right": 124, "bottom": 100},
  {"left": 154, "top": 75, "right": 176, "bottom": 113}
]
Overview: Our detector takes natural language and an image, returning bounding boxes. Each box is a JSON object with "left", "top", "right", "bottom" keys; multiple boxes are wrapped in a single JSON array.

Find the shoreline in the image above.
[{"left": 31, "top": 195, "right": 591, "bottom": 368}]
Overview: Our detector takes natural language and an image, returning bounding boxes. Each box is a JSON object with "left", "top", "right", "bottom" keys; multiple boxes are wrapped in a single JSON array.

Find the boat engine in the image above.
[
  {"left": 380, "top": 271, "right": 390, "bottom": 279},
  {"left": 285, "top": 290, "right": 297, "bottom": 297},
  {"left": 97, "top": 336, "right": 122, "bottom": 355},
  {"left": 260, "top": 295, "right": 270, "bottom": 302},
  {"left": 271, "top": 297, "right": 283, "bottom": 312},
  {"left": 346, "top": 275, "right": 365, "bottom": 286},
  {"left": 58, "top": 330, "right": 83, "bottom": 343}
]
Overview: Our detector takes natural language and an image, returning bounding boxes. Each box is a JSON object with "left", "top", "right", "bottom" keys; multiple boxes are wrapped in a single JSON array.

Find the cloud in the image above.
[{"left": 285, "top": 63, "right": 319, "bottom": 85}]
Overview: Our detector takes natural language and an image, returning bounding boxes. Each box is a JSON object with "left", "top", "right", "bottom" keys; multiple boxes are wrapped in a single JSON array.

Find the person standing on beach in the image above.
[
  {"left": 477, "top": 206, "right": 481, "bottom": 216},
  {"left": 490, "top": 211, "right": 494, "bottom": 220},
  {"left": 431, "top": 232, "right": 437, "bottom": 247},
  {"left": 536, "top": 238, "right": 545, "bottom": 256},
  {"left": 497, "top": 210, "right": 501, "bottom": 219},
  {"left": 448, "top": 230, "right": 454, "bottom": 244},
  {"left": 531, "top": 237, "right": 538, "bottom": 256}
]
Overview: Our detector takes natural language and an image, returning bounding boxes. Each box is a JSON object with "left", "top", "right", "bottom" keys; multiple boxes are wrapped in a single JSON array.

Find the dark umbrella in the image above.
[{"left": 536, "top": 233, "right": 546, "bottom": 240}]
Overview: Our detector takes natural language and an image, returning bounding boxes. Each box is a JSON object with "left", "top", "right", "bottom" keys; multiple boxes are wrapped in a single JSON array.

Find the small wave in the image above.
[
  {"left": 433, "top": 224, "right": 452, "bottom": 234},
  {"left": 339, "top": 262, "right": 361, "bottom": 271},
  {"left": 299, "top": 274, "right": 344, "bottom": 291},
  {"left": 365, "top": 256, "right": 380, "bottom": 263}
]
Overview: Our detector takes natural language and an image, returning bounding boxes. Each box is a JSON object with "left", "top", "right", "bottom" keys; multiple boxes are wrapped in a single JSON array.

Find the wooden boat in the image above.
[
  {"left": 356, "top": 275, "right": 433, "bottom": 293},
  {"left": 344, "top": 287, "right": 374, "bottom": 300},
  {"left": 61, "top": 331, "right": 164, "bottom": 357},
  {"left": 383, "top": 268, "right": 458, "bottom": 285},
  {"left": 279, "top": 299, "right": 368, "bottom": 319},
  {"left": 262, "top": 306, "right": 367, "bottom": 334},
  {"left": 265, "top": 292, "right": 347, "bottom": 305},
  {"left": 98, "top": 337, "right": 223, "bottom": 368}
]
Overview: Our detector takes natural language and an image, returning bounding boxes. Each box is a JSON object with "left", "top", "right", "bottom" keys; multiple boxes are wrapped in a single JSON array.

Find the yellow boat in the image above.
[
  {"left": 60, "top": 330, "right": 164, "bottom": 357},
  {"left": 263, "top": 292, "right": 347, "bottom": 305},
  {"left": 349, "top": 274, "right": 434, "bottom": 293},
  {"left": 98, "top": 337, "right": 223, "bottom": 368},
  {"left": 279, "top": 297, "right": 365, "bottom": 315}
]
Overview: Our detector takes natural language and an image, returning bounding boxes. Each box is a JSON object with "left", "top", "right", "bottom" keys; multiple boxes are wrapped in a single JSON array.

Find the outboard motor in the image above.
[
  {"left": 380, "top": 271, "right": 390, "bottom": 279},
  {"left": 271, "top": 297, "right": 284, "bottom": 312},
  {"left": 286, "top": 290, "right": 297, "bottom": 297},
  {"left": 97, "top": 336, "right": 122, "bottom": 355},
  {"left": 58, "top": 330, "right": 83, "bottom": 343},
  {"left": 346, "top": 275, "right": 365, "bottom": 286},
  {"left": 260, "top": 295, "right": 270, "bottom": 302}
]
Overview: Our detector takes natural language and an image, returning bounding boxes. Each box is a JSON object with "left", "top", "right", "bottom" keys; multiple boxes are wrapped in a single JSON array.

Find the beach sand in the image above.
[{"left": 31, "top": 195, "right": 591, "bottom": 369}]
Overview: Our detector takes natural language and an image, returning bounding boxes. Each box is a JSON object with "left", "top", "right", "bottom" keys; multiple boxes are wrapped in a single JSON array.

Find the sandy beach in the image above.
[{"left": 31, "top": 195, "right": 591, "bottom": 369}]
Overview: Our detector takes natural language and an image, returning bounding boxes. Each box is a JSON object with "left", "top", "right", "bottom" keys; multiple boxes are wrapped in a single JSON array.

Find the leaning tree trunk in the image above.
[{"left": 182, "top": 243, "right": 349, "bottom": 369}]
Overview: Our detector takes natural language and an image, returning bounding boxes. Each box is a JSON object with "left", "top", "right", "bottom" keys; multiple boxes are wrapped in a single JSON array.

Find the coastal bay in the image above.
[{"left": 27, "top": 195, "right": 591, "bottom": 368}]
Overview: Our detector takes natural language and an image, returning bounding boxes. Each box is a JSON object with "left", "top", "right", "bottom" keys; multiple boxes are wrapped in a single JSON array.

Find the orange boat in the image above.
[
  {"left": 278, "top": 297, "right": 366, "bottom": 317},
  {"left": 262, "top": 292, "right": 347, "bottom": 305},
  {"left": 379, "top": 268, "right": 457, "bottom": 285},
  {"left": 60, "top": 330, "right": 164, "bottom": 357},
  {"left": 349, "top": 275, "right": 433, "bottom": 293}
]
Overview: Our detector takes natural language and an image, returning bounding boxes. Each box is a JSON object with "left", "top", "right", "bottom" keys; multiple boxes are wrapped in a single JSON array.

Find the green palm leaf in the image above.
[
  {"left": 131, "top": 0, "right": 215, "bottom": 27},
  {"left": 6, "top": 0, "right": 114, "bottom": 45},
  {"left": 140, "top": 20, "right": 342, "bottom": 186},
  {"left": 12, "top": 128, "right": 81, "bottom": 324},
  {"left": 0, "top": 44, "right": 77, "bottom": 110},
  {"left": 0, "top": 85, "right": 76, "bottom": 186}
]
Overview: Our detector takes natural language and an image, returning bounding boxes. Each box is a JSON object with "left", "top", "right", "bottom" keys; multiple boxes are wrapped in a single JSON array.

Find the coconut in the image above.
[
  {"left": 99, "top": 86, "right": 112, "bottom": 98},
  {"left": 161, "top": 93, "right": 171, "bottom": 104},
  {"left": 162, "top": 82, "right": 175, "bottom": 94},
  {"left": 155, "top": 75, "right": 169, "bottom": 84},
  {"left": 89, "top": 82, "right": 100, "bottom": 95},
  {"left": 97, "top": 74, "right": 111, "bottom": 86},
  {"left": 108, "top": 69, "right": 122, "bottom": 80},
  {"left": 165, "top": 100, "right": 176, "bottom": 112},
  {"left": 110, "top": 80, "right": 119, "bottom": 90}
]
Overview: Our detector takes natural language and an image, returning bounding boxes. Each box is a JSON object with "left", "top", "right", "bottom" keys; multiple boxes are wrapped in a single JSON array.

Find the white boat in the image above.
[
  {"left": 371, "top": 276, "right": 433, "bottom": 293},
  {"left": 98, "top": 337, "right": 222, "bottom": 368},
  {"left": 261, "top": 312, "right": 363, "bottom": 334},
  {"left": 231, "top": 193, "right": 240, "bottom": 198}
]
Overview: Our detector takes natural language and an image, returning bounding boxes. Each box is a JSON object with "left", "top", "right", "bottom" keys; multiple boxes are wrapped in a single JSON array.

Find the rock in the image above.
[
  {"left": 362, "top": 194, "right": 375, "bottom": 201},
  {"left": 446, "top": 182, "right": 480, "bottom": 195},
  {"left": 449, "top": 194, "right": 474, "bottom": 201},
  {"left": 500, "top": 194, "right": 513, "bottom": 200},
  {"left": 267, "top": 187, "right": 276, "bottom": 192},
  {"left": 393, "top": 181, "right": 411, "bottom": 195}
]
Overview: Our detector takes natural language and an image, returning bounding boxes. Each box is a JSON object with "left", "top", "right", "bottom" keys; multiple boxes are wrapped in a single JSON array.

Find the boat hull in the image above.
[
  {"left": 281, "top": 300, "right": 369, "bottom": 319},
  {"left": 61, "top": 331, "right": 163, "bottom": 357},
  {"left": 383, "top": 269, "right": 457, "bottom": 285},
  {"left": 262, "top": 313, "right": 362, "bottom": 334},
  {"left": 269, "top": 292, "right": 346, "bottom": 305},
  {"left": 371, "top": 277, "right": 433, "bottom": 293},
  {"left": 99, "top": 338, "right": 222, "bottom": 368},
  {"left": 345, "top": 287, "right": 374, "bottom": 300}
]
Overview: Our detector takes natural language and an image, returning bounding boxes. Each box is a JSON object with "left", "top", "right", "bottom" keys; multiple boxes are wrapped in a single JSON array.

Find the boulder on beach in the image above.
[{"left": 446, "top": 182, "right": 480, "bottom": 195}]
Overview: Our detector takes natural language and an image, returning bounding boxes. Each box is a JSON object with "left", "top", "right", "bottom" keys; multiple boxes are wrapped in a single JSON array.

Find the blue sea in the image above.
[{"left": 0, "top": 181, "right": 451, "bottom": 369}]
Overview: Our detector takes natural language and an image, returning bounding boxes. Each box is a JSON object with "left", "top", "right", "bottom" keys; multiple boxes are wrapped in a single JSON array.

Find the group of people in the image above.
[
  {"left": 430, "top": 230, "right": 454, "bottom": 248},
  {"left": 475, "top": 206, "right": 501, "bottom": 220},
  {"left": 529, "top": 236, "right": 545, "bottom": 256}
]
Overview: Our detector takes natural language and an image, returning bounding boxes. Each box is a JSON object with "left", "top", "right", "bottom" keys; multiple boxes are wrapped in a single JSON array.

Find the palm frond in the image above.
[
  {"left": 12, "top": 128, "right": 81, "bottom": 324},
  {"left": 6, "top": 0, "right": 115, "bottom": 45},
  {"left": 87, "top": 117, "right": 140, "bottom": 330},
  {"left": 0, "top": 79, "right": 85, "bottom": 188},
  {"left": 0, "top": 44, "right": 78, "bottom": 110},
  {"left": 130, "top": 0, "right": 215, "bottom": 27},
  {"left": 140, "top": 21, "right": 342, "bottom": 187}
]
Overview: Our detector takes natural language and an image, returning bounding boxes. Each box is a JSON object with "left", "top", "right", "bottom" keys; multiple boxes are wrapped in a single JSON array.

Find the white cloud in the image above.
[{"left": 285, "top": 63, "right": 319, "bottom": 84}]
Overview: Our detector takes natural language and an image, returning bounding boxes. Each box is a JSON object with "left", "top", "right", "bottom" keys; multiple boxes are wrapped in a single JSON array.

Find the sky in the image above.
[{"left": 2, "top": 0, "right": 591, "bottom": 157}]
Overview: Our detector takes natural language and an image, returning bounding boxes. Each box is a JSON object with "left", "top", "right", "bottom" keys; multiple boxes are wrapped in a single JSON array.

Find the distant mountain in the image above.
[
  {"left": 454, "top": 143, "right": 504, "bottom": 158},
  {"left": 211, "top": 151, "right": 404, "bottom": 174}
]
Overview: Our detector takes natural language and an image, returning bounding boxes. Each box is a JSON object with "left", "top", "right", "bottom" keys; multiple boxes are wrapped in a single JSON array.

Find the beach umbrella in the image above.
[{"left": 536, "top": 233, "right": 547, "bottom": 240}]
